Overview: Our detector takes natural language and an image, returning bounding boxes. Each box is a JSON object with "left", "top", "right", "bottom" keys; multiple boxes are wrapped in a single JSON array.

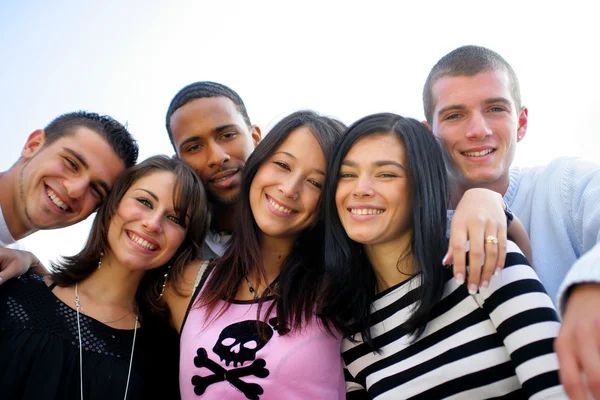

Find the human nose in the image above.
[
  {"left": 64, "top": 176, "right": 90, "bottom": 199},
  {"left": 278, "top": 176, "right": 301, "bottom": 200},
  {"left": 352, "top": 175, "right": 374, "bottom": 198},
  {"left": 207, "top": 142, "right": 231, "bottom": 169},
  {"left": 142, "top": 212, "right": 163, "bottom": 234},
  {"left": 465, "top": 112, "right": 492, "bottom": 140}
]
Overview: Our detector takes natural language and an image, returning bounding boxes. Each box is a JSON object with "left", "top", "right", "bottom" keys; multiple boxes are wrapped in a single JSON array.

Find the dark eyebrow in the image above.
[
  {"left": 137, "top": 189, "right": 158, "bottom": 201},
  {"left": 436, "top": 104, "right": 466, "bottom": 118},
  {"left": 485, "top": 97, "right": 512, "bottom": 106},
  {"left": 274, "top": 151, "right": 296, "bottom": 159},
  {"left": 179, "top": 136, "right": 201, "bottom": 151},
  {"left": 214, "top": 124, "right": 240, "bottom": 133},
  {"left": 342, "top": 159, "right": 405, "bottom": 170},
  {"left": 274, "top": 151, "right": 325, "bottom": 175},
  {"left": 375, "top": 160, "right": 405, "bottom": 170},
  {"left": 437, "top": 97, "right": 513, "bottom": 118},
  {"left": 64, "top": 147, "right": 110, "bottom": 195},
  {"left": 178, "top": 124, "right": 241, "bottom": 151},
  {"left": 64, "top": 147, "right": 88, "bottom": 169}
]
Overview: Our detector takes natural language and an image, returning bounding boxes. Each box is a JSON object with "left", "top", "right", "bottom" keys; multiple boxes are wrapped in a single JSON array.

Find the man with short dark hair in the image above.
[
  {"left": 424, "top": 45, "right": 600, "bottom": 399},
  {"left": 0, "top": 111, "right": 138, "bottom": 280},
  {"left": 166, "top": 81, "right": 261, "bottom": 259}
]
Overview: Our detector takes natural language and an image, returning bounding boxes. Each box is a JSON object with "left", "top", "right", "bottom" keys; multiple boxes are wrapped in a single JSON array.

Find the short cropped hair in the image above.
[
  {"left": 165, "top": 81, "right": 252, "bottom": 150},
  {"left": 423, "top": 45, "right": 522, "bottom": 123},
  {"left": 44, "top": 111, "right": 138, "bottom": 168}
]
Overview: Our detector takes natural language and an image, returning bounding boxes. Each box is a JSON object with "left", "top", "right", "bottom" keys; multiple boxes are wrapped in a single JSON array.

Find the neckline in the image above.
[
  {"left": 45, "top": 279, "right": 139, "bottom": 333},
  {"left": 375, "top": 274, "right": 419, "bottom": 299}
]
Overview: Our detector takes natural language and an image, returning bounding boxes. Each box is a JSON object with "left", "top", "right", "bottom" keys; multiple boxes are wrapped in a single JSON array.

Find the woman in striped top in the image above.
[{"left": 319, "top": 113, "right": 565, "bottom": 399}]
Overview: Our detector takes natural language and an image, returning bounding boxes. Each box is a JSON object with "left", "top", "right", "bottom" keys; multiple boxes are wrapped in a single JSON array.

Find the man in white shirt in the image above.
[
  {"left": 0, "top": 111, "right": 138, "bottom": 281},
  {"left": 423, "top": 45, "right": 600, "bottom": 399}
]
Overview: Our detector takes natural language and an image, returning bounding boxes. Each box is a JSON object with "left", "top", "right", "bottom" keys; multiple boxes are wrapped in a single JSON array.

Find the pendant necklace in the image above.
[
  {"left": 75, "top": 282, "right": 138, "bottom": 400},
  {"left": 244, "top": 276, "right": 278, "bottom": 300}
]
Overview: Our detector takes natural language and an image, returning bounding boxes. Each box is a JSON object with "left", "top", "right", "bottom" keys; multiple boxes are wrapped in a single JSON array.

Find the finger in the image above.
[
  {"left": 480, "top": 224, "right": 500, "bottom": 289},
  {"left": 579, "top": 318, "right": 600, "bottom": 398},
  {"left": 495, "top": 222, "right": 508, "bottom": 272},
  {"left": 0, "top": 262, "right": 18, "bottom": 286},
  {"left": 443, "top": 248, "right": 454, "bottom": 267},
  {"left": 448, "top": 223, "right": 467, "bottom": 286},
  {"left": 555, "top": 330, "right": 587, "bottom": 400},
  {"left": 467, "top": 223, "right": 485, "bottom": 294}
]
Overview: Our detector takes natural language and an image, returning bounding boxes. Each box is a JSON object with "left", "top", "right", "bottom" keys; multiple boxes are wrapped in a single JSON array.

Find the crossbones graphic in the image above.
[{"left": 191, "top": 320, "right": 276, "bottom": 400}]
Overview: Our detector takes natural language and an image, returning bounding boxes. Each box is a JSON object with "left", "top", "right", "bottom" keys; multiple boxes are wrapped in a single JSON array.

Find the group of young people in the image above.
[{"left": 0, "top": 45, "right": 598, "bottom": 399}]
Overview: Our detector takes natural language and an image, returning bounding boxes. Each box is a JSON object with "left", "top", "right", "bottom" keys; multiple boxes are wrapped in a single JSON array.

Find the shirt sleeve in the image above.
[
  {"left": 556, "top": 158, "right": 600, "bottom": 313},
  {"left": 473, "top": 240, "right": 566, "bottom": 399}
]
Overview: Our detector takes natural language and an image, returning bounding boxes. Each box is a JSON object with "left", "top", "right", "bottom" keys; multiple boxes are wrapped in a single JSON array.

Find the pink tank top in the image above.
[{"left": 179, "top": 268, "right": 345, "bottom": 400}]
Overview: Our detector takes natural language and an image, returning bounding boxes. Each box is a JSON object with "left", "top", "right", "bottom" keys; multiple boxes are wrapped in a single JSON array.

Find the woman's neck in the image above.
[
  {"left": 78, "top": 252, "right": 144, "bottom": 310},
  {"left": 364, "top": 233, "right": 415, "bottom": 293},
  {"left": 257, "top": 234, "right": 294, "bottom": 280}
]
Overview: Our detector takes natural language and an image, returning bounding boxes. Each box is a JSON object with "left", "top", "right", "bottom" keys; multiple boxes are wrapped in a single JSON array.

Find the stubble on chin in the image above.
[{"left": 206, "top": 188, "right": 240, "bottom": 208}]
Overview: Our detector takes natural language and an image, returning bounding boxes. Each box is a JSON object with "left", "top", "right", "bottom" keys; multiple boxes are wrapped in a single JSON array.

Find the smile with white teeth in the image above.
[
  {"left": 127, "top": 231, "right": 158, "bottom": 251},
  {"left": 462, "top": 148, "right": 494, "bottom": 157},
  {"left": 46, "top": 187, "right": 69, "bottom": 211},
  {"left": 268, "top": 197, "right": 293, "bottom": 214},
  {"left": 350, "top": 208, "right": 384, "bottom": 215}
]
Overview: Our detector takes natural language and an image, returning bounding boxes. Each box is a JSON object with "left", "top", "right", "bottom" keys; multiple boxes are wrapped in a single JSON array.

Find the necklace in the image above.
[
  {"left": 244, "top": 276, "right": 277, "bottom": 300},
  {"left": 75, "top": 283, "right": 138, "bottom": 400}
]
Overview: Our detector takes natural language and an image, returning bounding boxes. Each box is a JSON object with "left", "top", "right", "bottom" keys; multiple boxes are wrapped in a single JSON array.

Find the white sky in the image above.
[{"left": 1, "top": 0, "right": 598, "bottom": 265}]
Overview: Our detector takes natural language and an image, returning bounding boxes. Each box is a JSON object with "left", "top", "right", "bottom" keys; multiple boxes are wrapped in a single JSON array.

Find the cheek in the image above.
[
  {"left": 166, "top": 228, "right": 187, "bottom": 252},
  {"left": 335, "top": 184, "right": 349, "bottom": 214},
  {"left": 303, "top": 191, "right": 321, "bottom": 217}
]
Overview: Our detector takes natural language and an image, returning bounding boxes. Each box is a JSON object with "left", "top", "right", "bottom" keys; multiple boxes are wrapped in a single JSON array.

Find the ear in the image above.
[
  {"left": 516, "top": 106, "right": 528, "bottom": 142},
  {"left": 422, "top": 120, "right": 432, "bottom": 131},
  {"left": 250, "top": 125, "right": 262, "bottom": 148},
  {"left": 21, "top": 129, "right": 46, "bottom": 159}
]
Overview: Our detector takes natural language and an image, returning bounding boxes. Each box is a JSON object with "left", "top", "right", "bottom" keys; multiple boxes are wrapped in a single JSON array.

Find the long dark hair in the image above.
[
  {"left": 52, "top": 155, "right": 210, "bottom": 319},
  {"left": 319, "top": 113, "right": 448, "bottom": 348},
  {"left": 198, "top": 110, "right": 345, "bottom": 334}
]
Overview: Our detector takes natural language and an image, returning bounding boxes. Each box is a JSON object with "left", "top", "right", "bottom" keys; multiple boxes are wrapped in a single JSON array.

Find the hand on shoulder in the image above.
[
  {"left": 447, "top": 188, "right": 507, "bottom": 293},
  {"left": 0, "top": 248, "right": 46, "bottom": 285}
]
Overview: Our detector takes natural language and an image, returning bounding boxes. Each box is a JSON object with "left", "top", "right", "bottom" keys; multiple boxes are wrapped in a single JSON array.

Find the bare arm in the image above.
[{"left": 163, "top": 258, "right": 205, "bottom": 333}]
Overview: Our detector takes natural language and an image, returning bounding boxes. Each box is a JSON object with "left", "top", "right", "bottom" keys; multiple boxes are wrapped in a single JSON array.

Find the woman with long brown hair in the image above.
[{"left": 0, "top": 155, "right": 209, "bottom": 399}]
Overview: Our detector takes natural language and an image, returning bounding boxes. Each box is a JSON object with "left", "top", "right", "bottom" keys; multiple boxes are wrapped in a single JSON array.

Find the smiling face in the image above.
[
  {"left": 249, "top": 127, "right": 326, "bottom": 241},
  {"left": 430, "top": 70, "right": 528, "bottom": 193},
  {"left": 169, "top": 97, "right": 261, "bottom": 206},
  {"left": 336, "top": 133, "right": 413, "bottom": 246},
  {"left": 16, "top": 127, "right": 124, "bottom": 234},
  {"left": 106, "top": 171, "right": 187, "bottom": 271}
]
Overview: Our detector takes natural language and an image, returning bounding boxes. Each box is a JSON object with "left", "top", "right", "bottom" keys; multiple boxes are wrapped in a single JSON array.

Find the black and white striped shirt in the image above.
[{"left": 344, "top": 241, "right": 565, "bottom": 399}]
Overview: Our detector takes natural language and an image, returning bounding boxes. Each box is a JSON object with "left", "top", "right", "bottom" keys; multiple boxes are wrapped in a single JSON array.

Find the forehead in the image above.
[
  {"left": 431, "top": 70, "right": 514, "bottom": 111},
  {"left": 345, "top": 134, "right": 405, "bottom": 162},
  {"left": 275, "top": 127, "right": 325, "bottom": 165},
  {"left": 169, "top": 97, "right": 249, "bottom": 144},
  {"left": 51, "top": 126, "right": 125, "bottom": 188},
  {"left": 128, "top": 170, "right": 177, "bottom": 201}
]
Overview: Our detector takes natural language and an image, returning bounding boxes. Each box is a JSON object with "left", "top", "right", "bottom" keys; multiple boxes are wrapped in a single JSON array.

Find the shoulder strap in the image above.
[
  {"left": 192, "top": 260, "right": 211, "bottom": 293},
  {"left": 180, "top": 260, "right": 213, "bottom": 335}
]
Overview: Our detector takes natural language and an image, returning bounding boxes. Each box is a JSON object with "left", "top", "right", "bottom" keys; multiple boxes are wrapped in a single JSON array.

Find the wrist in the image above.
[{"left": 503, "top": 201, "right": 513, "bottom": 227}]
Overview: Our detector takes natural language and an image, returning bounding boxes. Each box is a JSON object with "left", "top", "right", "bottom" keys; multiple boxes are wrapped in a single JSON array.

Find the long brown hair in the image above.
[
  {"left": 198, "top": 110, "right": 345, "bottom": 334},
  {"left": 52, "top": 155, "right": 210, "bottom": 319}
]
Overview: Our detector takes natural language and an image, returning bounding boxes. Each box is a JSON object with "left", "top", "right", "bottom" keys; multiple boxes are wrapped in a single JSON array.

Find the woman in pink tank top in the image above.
[{"left": 165, "top": 111, "right": 347, "bottom": 400}]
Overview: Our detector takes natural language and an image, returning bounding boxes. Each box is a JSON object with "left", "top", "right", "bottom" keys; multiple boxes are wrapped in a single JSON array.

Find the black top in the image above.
[{"left": 0, "top": 272, "right": 145, "bottom": 399}]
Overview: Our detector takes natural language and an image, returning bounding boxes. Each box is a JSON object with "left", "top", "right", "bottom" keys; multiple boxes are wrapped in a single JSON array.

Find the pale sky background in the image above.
[{"left": 1, "top": 0, "right": 598, "bottom": 265}]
